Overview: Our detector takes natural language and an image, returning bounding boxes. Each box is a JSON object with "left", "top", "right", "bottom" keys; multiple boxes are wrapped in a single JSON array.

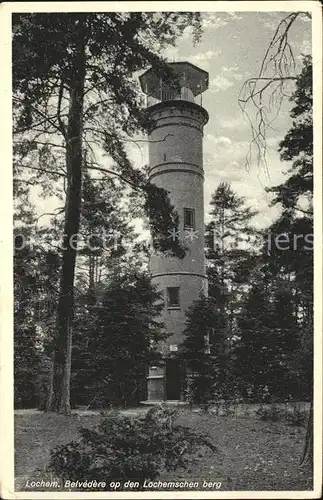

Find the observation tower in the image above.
[{"left": 139, "top": 62, "right": 209, "bottom": 401}]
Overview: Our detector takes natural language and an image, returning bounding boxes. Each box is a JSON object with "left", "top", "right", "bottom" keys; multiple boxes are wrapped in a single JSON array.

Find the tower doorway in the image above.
[{"left": 165, "top": 358, "right": 182, "bottom": 400}]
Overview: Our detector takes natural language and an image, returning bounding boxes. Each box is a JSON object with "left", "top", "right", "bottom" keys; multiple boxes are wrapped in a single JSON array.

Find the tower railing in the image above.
[{"left": 146, "top": 89, "right": 203, "bottom": 107}]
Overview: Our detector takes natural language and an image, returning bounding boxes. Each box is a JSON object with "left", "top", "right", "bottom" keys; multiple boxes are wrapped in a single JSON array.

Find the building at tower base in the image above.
[{"left": 139, "top": 62, "right": 209, "bottom": 402}]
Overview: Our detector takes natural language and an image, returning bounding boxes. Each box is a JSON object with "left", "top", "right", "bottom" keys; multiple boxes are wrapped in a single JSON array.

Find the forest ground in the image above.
[{"left": 14, "top": 409, "right": 312, "bottom": 491}]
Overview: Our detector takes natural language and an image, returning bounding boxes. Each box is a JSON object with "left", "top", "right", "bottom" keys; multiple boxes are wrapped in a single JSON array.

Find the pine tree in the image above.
[
  {"left": 77, "top": 169, "right": 139, "bottom": 293},
  {"left": 266, "top": 56, "right": 313, "bottom": 322},
  {"left": 14, "top": 238, "right": 60, "bottom": 408},
  {"left": 14, "top": 244, "right": 41, "bottom": 408},
  {"left": 71, "top": 174, "right": 148, "bottom": 407},
  {"left": 204, "top": 183, "right": 259, "bottom": 398},
  {"left": 180, "top": 296, "right": 226, "bottom": 405},
  {"left": 266, "top": 55, "right": 313, "bottom": 465},
  {"left": 13, "top": 12, "right": 201, "bottom": 413},
  {"left": 234, "top": 283, "right": 273, "bottom": 402},
  {"left": 233, "top": 57, "right": 313, "bottom": 409},
  {"left": 268, "top": 55, "right": 313, "bottom": 216},
  {"left": 233, "top": 264, "right": 304, "bottom": 403},
  {"left": 205, "top": 182, "right": 258, "bottom": 312},
  {"left": 71, "top": 272, "right": 165, "bottom": 407}
]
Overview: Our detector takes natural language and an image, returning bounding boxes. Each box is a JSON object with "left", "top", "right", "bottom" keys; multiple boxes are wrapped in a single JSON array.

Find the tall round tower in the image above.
[{"left": 139, "top": 62, "right": 209, "bottom": 402}]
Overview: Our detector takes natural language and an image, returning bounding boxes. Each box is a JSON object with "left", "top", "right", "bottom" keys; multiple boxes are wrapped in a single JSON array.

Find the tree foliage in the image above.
[
  {"left": 268, "top": 55, "right": 313, "bottom": 215},
  {"left": 185, "top": 55, "right": 313, "bottom": 408},
  {"left": 180, "top": 296, "right": 227, "bottom": 405},
  {"left": 71, "top": 272, "right": 166, "bottom": 407},
  {"left": 14, "top": 239, "right": 60, "bottom": 408},
  {"left": 234, "top": 280, "right": 301, "bottom": 402},
  {"left": 13, "top": 12, "right": 201, "bottom": 412},
  {"left": 205, "top": 182, "right": 258, "bottom": 305}
]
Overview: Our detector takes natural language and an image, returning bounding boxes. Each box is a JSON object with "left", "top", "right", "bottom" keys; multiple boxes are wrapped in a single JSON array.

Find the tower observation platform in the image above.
[{"left": 139, "top": 62, "right": 209, "bottom": 402}]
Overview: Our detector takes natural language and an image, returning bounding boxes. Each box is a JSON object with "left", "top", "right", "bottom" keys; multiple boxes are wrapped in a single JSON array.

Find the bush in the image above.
[
  {"left": 256, "top": 404, "right": 307, "bottom": 426},
  {"left": 256, "top": 405, "right": 284, "bottom": 422},
  {"left": 285, "top": 405, "right": 307, "bottom": 427},
  {"left": 48, "top": 406, "right": 218, "bottom": 490}
]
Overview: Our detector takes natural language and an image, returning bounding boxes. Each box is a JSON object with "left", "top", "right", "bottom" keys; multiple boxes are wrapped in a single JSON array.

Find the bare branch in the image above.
[
  {"left": 86, "top": 163, "right": 140, "bottom": 190},
  {"left": 14, "top": 140, "right": 65, "bottom": 150},
  {"left": 83, "top": 98, "right": 114, "bottom": 118},
  {"left": 18, "top": 164, "right": 67, "bottom": 177},
  {"left": 13, "top": 96, "right": 66, "bottom": 138},
  {"left": 35, "top": 207, "right": 65, "bottom": 223},
  {"left": 14, "top": 178, "right": 36, "bottom": 186},
  {"left": 239, "top": 12, "right": 305, "bottom": 170}
]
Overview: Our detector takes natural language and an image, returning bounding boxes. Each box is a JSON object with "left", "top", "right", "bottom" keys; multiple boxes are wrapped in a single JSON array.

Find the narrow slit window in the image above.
[
  {"left": 167, "top": 287, "right": 180, "bottom": 308},
  {"left": 184, "top": 208, "right": 195, "bottom": 229}
]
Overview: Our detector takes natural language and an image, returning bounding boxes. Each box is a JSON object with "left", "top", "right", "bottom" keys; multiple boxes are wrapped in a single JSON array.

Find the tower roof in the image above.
[{"left": 139, "top": 61, "right": 209, "bottom": 99}]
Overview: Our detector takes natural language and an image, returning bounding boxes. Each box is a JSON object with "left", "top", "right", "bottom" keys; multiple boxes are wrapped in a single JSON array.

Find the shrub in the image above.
[
  {"left": 285, "top": 405, "right": 307, "bottom": 427},
  {"left": 256, "top": 404, "right": 307, "bottom": 426},
  {"left": 48, "top": 406, "right": 218, "bottom": 490},
  {"left": 221, "top": 402, "right": 235, "bottom": 417},
  {"left": 256, "top": 405, "right": 284, "bottom": 422}
]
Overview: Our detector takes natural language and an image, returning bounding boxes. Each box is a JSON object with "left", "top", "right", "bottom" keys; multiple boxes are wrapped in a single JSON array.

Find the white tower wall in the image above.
[{"left": 146, "top": 100, "right": 208, "bottom": 400}]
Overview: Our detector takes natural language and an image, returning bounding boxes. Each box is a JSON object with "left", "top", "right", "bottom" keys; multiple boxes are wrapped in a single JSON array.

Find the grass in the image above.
[{"left": 14, "top": 409, "right": 312, "bottom": 492}]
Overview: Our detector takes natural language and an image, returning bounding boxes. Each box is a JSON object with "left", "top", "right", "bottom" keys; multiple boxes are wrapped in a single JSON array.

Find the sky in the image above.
[
  {"left": 129, "top": 11, "right": 312, "bottom": 229},
  {"left": 28, "top": 10, "right": 312, "bottom": 233}
]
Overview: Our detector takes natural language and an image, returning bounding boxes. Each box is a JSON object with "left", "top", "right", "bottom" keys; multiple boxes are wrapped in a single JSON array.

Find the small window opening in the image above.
[
  {"left": 167, "top": 287, "right": 180, "bottom": 308},
  {"left": 184, "top": 208, "right": 195, "bottom": 229}
]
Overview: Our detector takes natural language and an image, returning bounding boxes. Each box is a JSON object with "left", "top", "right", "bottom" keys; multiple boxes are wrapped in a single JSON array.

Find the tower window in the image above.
[
  {"left": 184, "top": 208, "right": 195, "bottom": 229},
  {"left": 167, "top": 287, "right": 180, "bottom": 308}
]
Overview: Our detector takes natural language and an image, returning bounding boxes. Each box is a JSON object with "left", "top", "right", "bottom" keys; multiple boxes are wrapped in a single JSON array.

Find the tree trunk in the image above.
[
  {"left": 45, "top": 39, "right": 86, "bottom": 414},
  {"left": 300, "top": 399, "right": 313, "bottom": 467}
]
